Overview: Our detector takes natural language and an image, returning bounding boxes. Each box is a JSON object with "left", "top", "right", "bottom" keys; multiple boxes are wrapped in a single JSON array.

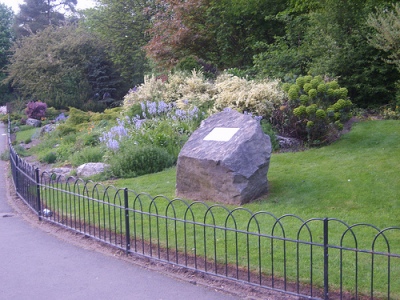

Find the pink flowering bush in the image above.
[{"left": 25, "top": 101, "right": 47, "bottom": 120}]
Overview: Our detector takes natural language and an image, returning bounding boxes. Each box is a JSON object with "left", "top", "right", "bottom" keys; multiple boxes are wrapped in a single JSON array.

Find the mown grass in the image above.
[
  {"left": 111, "top": 120, "right": 400, "bottom": 229},
  {"left": 103, "top": 120, "right": 400, "bottom": 297}
]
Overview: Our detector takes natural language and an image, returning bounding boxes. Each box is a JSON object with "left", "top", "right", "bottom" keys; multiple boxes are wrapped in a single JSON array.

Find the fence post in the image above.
[
  {"left": 35, "top": 168, "right": 42, "bottom": 221},
  {"left": 124, "top": 188, "right": 130, "bottom": 254},
  {"left": 324, "top": 218, "right": 329, "bottom": 300},
  {"left": 15, "top": 156, "right": 19, "bottom": 194}
]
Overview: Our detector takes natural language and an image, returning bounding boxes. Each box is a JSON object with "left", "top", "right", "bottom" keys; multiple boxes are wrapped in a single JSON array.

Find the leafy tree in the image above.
[
  {"left": 14, "top": 0, "right": 77, "bottom": 38},
  {"left": 145, "top": 0, "right": 286, "bottom": 71},
  {"left": 0, "top": 3, "right": 14, "bottom": 104},
  {"left": 254, "top": 0, "right": 400, "bottom": 107},
  {"left": 5, "top": 24, "right": 122, "bottom": 109},
  {"left": 83, "top": 0, "right": 156, "bottom": 86},
  {"left": 367, "top": 3, "right": 400, "bottom": 72}
]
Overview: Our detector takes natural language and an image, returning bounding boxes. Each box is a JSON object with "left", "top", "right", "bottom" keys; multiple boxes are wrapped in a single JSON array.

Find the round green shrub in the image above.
[
  {"left": 296, "top": 77, "right": 306, "bottom": 88},
  {"left": 327, "top": 81, "right": 339, "bottom": 90},
  {"left": 308, "top": 89, "right": 317, "bottom": 99},
  {"left": 306, "top": 104, "right": 317, "bottom": 116},
  {"left": 310, "top": 78, "right": 320, "bottom": 89},
  {"left": 317, "top": 83, "right": 327, "bottom": 93},
  {"left": 303, "top": 83, "right": 313, "bottom": 93},
  {"left": 327, "top": 88, "right": 335, "bottom": 96},
  {"left": 293, "top": 105, "right": 307, "bottom": 117},
  {"left": 304, "top": 75, "right": 313, "bottom": 83},
  {"left": 314, "top": 75, "right": 323, "bottom": 82},
  {"left": 299, "top": 94, "right": 309, "bottom": 105},
  {"left": 282, "top": 82, "right": 291, "bottom": 92},
  {"left": 338, "top": 88, "right": 348, "bottom": 98},
  {"left": 109, "top": 144, "right": 174, "bottom": 178},
  {"left": 288, "top": 86, "right": 300, "bottom": 100},
  {"left": 306, "top": 121, "right": 314, "bottom": 128},
  {"left": 316, "top": 109, "right": 327, "bottom": 119}
]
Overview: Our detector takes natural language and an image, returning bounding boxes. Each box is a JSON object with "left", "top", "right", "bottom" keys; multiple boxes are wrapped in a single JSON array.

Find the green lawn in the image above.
[{"left": 113, "top": 119, "right": 400, "bottom": 229}]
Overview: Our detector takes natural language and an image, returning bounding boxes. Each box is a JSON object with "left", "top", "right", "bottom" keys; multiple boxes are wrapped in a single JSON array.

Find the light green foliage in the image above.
[
  {"left": 84, "top": 0, "right": 154, "bottom": 85},
  {"left": 276, "top": 75, "right": 352, "bottom": 145},
  {"left": 367, "top": 3, "right": 400, "bottom": 72},
  {"left": 5, "top": 24, "right": 121, "bottom": 109},
  {"left": 70, "top": 146, "right": 104, "bottom": 167},
  {"left": 253, "top": 0, "right": 400, "bottom": 107},
  {"left": 66, "top": 107, "right": 91, "bottom": 126},
  {"left": 89, "top": 107, "right": 122, "bottom": 122},
  {"left": 108, "top": 143, "right": 174, "bottom": 178},
  {"left": 39, "top": 151, "right": 57, "bottom": 164}
]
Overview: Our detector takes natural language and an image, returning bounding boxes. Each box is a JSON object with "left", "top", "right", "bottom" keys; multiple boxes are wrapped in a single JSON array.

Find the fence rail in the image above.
[{"left": 7, "top": 122, "right": 400, "bottom": 300}]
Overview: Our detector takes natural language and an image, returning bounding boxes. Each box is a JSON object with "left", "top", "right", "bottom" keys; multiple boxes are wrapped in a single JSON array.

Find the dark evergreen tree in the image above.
[
  {"left": 0, "top": 3, "right": 14, "bottom": 104},
  {"left": 14, "top": 0, "right": 77, "bottom": 38}
]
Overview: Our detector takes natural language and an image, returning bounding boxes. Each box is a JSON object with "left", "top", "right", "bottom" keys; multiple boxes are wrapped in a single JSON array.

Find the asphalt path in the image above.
[{"left": 0, "top": 123, "right": 239, "bottom": 300}]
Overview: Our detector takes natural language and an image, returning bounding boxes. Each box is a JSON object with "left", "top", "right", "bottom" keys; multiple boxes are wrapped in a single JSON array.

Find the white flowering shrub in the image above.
[
  {"left": 0, "top": 106, "right": 7, "bottom": 114},
  {"left": 123, "top": 71, "right": 214, "bottom": 111},
  {"left": 123, "top": 75, "right": 167, "bottom": 108},
  {"left": 212, "top": 73, "right": 284, "bottom": 118},
  {"left": 123, "top": 71, "right": 284, "bottom": 120}
]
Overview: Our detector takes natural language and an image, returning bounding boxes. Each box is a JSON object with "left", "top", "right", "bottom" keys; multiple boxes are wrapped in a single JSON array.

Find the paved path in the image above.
[{"left": 0, "top": 123, "right": 239, "bottom": 300}]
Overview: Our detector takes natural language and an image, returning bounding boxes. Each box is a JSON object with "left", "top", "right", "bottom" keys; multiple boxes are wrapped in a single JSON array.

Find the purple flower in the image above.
[
  {"left": 146, "top": 101, "right": 157, "bottom": 115},
  {"left": 128, "top": 86, "right": 138, "bottom": 93},
  {"left": 55, "top": 113, "right": 67, "bottom": 122}
]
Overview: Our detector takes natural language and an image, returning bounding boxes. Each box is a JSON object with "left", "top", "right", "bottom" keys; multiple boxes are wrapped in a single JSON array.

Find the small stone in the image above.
[
  {"left": 76, "top": 163, "right": 110, "bottom": 178},
  {"left": 26, "top": 118, "right": 42, "bottom": 127}
]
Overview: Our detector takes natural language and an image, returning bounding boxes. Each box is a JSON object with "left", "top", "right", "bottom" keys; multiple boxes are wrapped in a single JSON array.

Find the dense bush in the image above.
[
  {"left": 66, "top": 107, "right": 90, "bottom": 125},
  {"left": 101, "top": 101, "right": 203, "bottom": 160},
  {"left": 273, "top": 75, "right": 353, "bottom": 145},
  {"left": 212, "top": 73, "right": 284, "bottom": 117},
  {"left": 123, "top": 70, "right": 284, "bottom": 118},
  {"left": 25, "top": 101, "right": 47, "bottom": 120},
  {"left": 70, "top": 146, "right": 104, "bottom": 167},
  {"left": 108, "top": 143, "right": 174, "bottom": 178},
  {"left": 39, "top": 151, "right": 57, "bottom": 164}
]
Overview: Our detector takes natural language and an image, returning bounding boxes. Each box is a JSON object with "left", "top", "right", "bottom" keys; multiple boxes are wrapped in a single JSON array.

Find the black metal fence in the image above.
[{"left": 8, "top": 126, "right": 400, "bottom": 300}]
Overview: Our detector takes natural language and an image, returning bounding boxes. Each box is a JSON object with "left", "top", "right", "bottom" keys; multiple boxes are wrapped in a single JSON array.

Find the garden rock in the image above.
[
  {"left": 176, "top": 109, "right": 271, "bottom": 205},
  {"left": 76, "top": 163, "right": 110, "bottom": 178},
  {"left": 276, "top": 135, "right": 303, "bottom": 151},
  {"left": 26, "top": 118, "right": 42, "bottom": 127},
  {"left": 40, "top": 124, "right": 56, "bottom": 136},
  {"left": 49, "top": 167, "right": 73, "bottom": 177}
]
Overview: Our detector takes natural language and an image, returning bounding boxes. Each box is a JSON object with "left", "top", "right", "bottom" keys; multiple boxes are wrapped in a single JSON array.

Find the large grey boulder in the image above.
[
  {"left": 77, "top": 163, "right": 110, "bottom": 178},
  {"left": 176, "top": 109, "right": 271, "bottom": 205}
]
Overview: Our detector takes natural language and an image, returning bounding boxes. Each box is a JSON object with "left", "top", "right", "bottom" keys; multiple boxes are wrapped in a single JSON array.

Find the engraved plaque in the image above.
[{"left": 203, "top": 127, "right": 240, "bottom": 142}]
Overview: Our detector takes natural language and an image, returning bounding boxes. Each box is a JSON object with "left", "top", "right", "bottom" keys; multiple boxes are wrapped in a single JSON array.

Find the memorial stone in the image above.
[{"left": 176, "top": 109, "right": 271, "bottom": 205}]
